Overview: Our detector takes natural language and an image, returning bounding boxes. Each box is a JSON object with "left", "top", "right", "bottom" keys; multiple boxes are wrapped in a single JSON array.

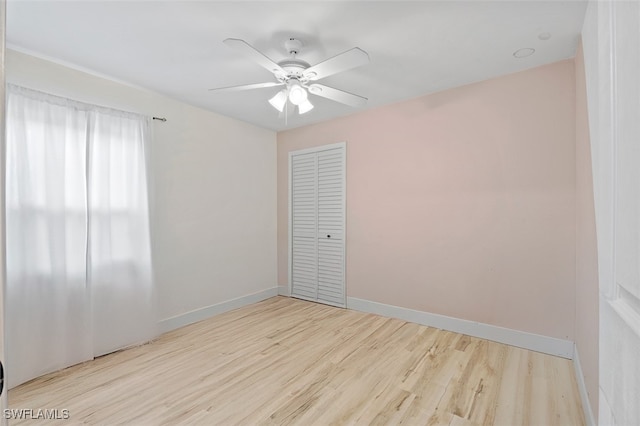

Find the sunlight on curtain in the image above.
[
  {"left": 90, "top": 111, "right": 155, "bottom": 357},
  {"left": 5, "top": 85, "right": 155, "bottom": 387},
  {"left": 5, "top": 86, "right": 93, "bottom": 386}
]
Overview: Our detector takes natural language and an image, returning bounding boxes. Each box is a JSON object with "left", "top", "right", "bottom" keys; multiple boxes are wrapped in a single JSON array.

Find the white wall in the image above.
[
  {"left": 5, "top": 49, "right": 278, "bottom": 326},
  {"left": 581, "top": 1, "right": 640, "bottom": 425}
]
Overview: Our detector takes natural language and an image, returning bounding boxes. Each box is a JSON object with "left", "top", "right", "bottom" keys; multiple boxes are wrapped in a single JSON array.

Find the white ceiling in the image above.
[{"left": 7, "top": 1, "right": 587, "bottom": 132}]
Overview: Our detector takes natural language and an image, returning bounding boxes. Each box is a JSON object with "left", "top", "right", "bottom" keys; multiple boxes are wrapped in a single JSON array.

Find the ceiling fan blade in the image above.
[
  {"left": 208, "top": 82, "right": 284, "bottom": 93},
  {"left": 308, "top": 84, "right": 368, "bottom": 108},
  {"left": 303, "top": 48, "right": 369, "bottom": 81},
  {"left": 223, "top": 38, "right": 286, "bottom": 76}
]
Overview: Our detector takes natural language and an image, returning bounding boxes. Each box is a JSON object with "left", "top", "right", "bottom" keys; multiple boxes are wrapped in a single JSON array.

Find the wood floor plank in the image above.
[{"left": 8, "top": 296, "right": 584, "bottom": 425}]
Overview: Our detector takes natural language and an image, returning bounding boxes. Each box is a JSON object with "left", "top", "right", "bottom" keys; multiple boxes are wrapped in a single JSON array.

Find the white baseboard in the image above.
[
  {"left": 346, "top": 297, "right": 574, "bottom": 359},
  {"left": 278, "top": 285, "right": 290, "bottom": 296},
  {"left": 158, "top": 287, "right": 278, "bottom": 334},
  {"left": 573, "top": 344, "right": 596, "bottom": 426}
]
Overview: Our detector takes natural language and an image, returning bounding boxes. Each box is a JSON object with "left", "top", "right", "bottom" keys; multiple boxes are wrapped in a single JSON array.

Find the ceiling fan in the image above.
[{"left": 209, "top": 37, "right": 370, "bottom": 116}]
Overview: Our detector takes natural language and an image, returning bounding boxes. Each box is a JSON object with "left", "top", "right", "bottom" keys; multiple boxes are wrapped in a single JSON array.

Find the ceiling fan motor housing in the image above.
[
  {"left": 277, "top": 60, "right": 310, "bottom": 81},
  {"left": 276, "top": 38, "right": 310, "bottom": 82}
]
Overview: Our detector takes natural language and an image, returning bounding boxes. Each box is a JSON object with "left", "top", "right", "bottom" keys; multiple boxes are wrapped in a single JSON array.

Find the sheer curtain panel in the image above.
[
  {"left": 90, "top": 111, "right": 155, "bottom": 357},
  {"left": 5, "top": 87, "right": 93, "bottom": 387},
  {"left": 5, "top": 85, "right": 155, "bottom": 387}
]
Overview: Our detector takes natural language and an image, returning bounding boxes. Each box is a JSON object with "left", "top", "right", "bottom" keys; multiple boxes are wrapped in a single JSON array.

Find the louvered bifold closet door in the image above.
[
  {"left": 290, "top": 144, "right": 346, "bottom": 308},
  {"left": 316, "top": 148, "right": 345, "bottom": 307},
  {"left": 291, "top": 152, "right": 318, "bottom": 301}
]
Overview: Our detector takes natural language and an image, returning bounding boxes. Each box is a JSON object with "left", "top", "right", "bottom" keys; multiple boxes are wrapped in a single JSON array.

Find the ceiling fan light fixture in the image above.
[
  {"left": 215, "top": 38, "right": 370, "bottom": 120},
  {"left": 288, "top": 81, "right": 308, "bottom": 105},
  {"left": 298, "top": 99, "right": 314, "bottom": 114},
  {"left": 268, "top": 89, "right": 287, "bottom": 112}
]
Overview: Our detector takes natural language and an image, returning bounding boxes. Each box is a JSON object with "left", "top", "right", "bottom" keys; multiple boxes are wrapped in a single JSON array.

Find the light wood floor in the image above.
[{"left": 9, "top": 296, "right": 584, "bottom": 425}]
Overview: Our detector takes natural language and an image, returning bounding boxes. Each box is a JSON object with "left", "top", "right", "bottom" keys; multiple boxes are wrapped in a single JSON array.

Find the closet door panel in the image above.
[
  {"left": 290, "top": 144, "right": 345, "bottom": 307},
  {"left": 291, "top": 153, "right": 318, "bottom": 300},
  {"left": 317, "top": 148, "right": 345, "bottom": 306}
]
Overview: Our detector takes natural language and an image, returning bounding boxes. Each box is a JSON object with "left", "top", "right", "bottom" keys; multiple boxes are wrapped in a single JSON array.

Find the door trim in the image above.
[{"left": 288, "top": 142, "right": 346, "bottom": 306}]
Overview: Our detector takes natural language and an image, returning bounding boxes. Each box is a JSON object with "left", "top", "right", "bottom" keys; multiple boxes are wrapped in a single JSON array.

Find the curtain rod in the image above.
[{"left": 153, "top": 117, "right": 167, "bottom": 122}]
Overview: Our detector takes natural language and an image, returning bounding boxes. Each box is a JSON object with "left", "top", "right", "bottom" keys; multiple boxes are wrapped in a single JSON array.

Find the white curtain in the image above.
[
  {"left": 6, "top": 87, "right": 93, "bottom": 386},
  {"left": 5, "top": 85, "right": 155, "bottom": 387},
  {"left": 89, "top": 110, "right": 154, "bottom": 357}
]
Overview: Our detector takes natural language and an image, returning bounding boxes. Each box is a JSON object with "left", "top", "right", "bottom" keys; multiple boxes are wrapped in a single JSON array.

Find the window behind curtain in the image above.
[
  {"left": 89, "top": 108, "right": 155, "bottom": 358},
  {"left": 5, "top": 85, "right": 155, "bottom": 388}
]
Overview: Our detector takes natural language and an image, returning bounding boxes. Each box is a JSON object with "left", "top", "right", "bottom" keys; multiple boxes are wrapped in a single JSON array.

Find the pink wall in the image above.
[
  {"left": 574, "top": 40, "right": 599, "bottom": 415},
  {"left": 277, "top": 60, "right": 577, "bottom": 341}
]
